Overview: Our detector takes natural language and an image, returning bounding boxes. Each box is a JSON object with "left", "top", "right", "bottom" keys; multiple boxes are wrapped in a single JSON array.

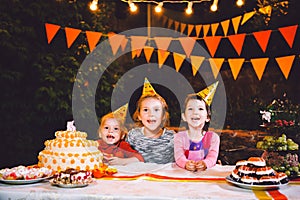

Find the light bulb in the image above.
[
  {"left": 129, "top": 2, "right": 137, "bottom": 12},
  {"left": 210, "top": 0, "right": 219, "bottom": 12},
  {"left": 236, "top": 0, "right": 244, "bottom": 7},
  {"left": 155, "top": 2, "right": 163, "bottom": 13},
  {"left": 185, "top": 2, "right": 193, "bottom": 15},
  {"left": 89, "top": 0, "right": 98, "bottom": 11}
]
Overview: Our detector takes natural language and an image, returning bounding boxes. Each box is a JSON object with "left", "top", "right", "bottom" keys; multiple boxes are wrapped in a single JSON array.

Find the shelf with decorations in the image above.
[{"left": 256, "top": 94, "right": 300, "bottom": 178}]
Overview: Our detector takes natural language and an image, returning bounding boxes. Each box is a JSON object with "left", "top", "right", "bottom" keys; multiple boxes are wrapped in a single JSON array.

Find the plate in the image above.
[
  {"left": 0, "top": 176, "right": 51, "bottom": 185},
  {"left": 49, "top": 179, "right": 90, "bottom": 188},
  {"left": 225, "top": 176, "right": 288, "bottom": 190}
]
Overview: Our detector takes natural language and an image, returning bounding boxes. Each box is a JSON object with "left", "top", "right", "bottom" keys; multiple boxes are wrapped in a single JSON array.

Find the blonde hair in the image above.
[
  {"left": 133, "top": 94, "right": 170, "bottom": 128},
  {"left": 98, "top": 112, "right": 128, "bottom": 140}
]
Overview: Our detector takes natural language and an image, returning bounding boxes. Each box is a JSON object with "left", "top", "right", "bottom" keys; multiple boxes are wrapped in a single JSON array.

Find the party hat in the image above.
[
  {"left": 113, "top": 103, "right": 128, "bottom": 124},
  {"left": 142, "top": 77, "right": 157, "bottom": 96},
  {"left": 196, "top": 81, "right": 219, "bottom": 106}
]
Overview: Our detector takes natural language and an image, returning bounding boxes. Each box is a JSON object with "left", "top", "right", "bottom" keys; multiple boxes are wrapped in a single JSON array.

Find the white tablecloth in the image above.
[{"left": 0, "top": 163, "right": 299, "bottom": 200}]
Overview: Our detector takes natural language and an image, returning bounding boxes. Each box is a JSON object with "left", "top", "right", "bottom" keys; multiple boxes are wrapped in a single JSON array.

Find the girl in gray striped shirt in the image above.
[{"left": 126, "top": 94, "right": 175, "bottom": 164}]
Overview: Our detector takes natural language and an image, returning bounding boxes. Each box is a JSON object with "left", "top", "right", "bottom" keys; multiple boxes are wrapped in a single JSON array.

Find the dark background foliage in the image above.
[{"left": 0, "top": 0, "right": 299, "bottom": 168}]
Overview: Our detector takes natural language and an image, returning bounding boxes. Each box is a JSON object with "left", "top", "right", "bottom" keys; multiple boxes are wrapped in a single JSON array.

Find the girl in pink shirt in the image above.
[{"left": 174, "top": 94, "right": 220, "bottom": 171}]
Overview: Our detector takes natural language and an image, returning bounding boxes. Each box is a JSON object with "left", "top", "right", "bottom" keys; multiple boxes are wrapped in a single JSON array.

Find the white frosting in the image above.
[
  {"left": 38, "top": 130, "right": 103, "bottom": 171},
  {"left": 256, "top": 167, "right": 275, "bottom": 175}
]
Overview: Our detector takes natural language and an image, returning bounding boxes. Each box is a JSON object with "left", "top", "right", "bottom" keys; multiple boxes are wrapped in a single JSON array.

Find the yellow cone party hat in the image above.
[
  {"left": 113, "top": 103, "right": 128, "bottom": 124},
  {"left": 142, "top": 77, "right": 157, "bottom": 96},
  {"left": 196, "top": 81, "right": 219, "bottom": 106}
]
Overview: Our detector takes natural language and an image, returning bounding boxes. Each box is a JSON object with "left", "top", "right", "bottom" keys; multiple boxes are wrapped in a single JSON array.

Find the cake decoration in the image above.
[{"left": 38, "top": 121, "right": 103, "bottom": 172}]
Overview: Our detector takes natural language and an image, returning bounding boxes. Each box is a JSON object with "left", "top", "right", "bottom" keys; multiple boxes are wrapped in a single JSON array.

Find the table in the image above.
[{"left": 0, "top": 163, "right": 299, "bottom": 200}]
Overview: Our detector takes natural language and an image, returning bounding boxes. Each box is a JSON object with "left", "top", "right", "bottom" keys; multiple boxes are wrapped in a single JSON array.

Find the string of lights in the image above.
[{"left": 89, "top": 0, "right": 245, "bottom": 14}]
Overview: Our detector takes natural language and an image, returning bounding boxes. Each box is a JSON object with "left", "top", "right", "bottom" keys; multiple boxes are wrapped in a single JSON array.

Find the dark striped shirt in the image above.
[{"left": 126, "top": 127, "right": 175, "bottom": 164}]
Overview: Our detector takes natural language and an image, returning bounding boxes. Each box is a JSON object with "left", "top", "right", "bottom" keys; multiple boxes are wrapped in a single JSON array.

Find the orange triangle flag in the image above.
[
  {"left": 250, "top": 58, "right": 269, "bottom": 80},
  {"left": 231, "top": 16, "right": 242, "bottom": 34},
  {"left": 211, "top": 23, "right": 219, "bottom": 36},
  {"left": 131, "top": 36, "right": 148, "bottom": 58},
  {"left": 195, "top": 25, "right": 202, "bottom": 37},
  {"left": 173, "top": 52, "right": 186, "bottom": 72},
  {"left": 178, "top": 37, "right": 197, "bottom": 58},
  {"left": 190, "top": 55, "right": 205, "bottom": 76},
  {"left": 252, "top": 30, "right": 271, "bottom": 53},
  {"left": 154, "top": 37, "right": 172, "bottom": 57},
  {"left": 45, "top": 23, "right": 60, "bottom": 44},
  {"left": 227, "top": 33, "right": 246, "bottom": 56},
  {"left": 120, "top": 37, "right": 128, "bottom": 51},
  {"left": 203, "top": 24, "right": 210, "bottom": 37},
  {"left": 241, "top": 11, "right": 255, "bottom": 25},
  {"left": 228, "top": 58, "right": 245, "bottom": 80},
  {"left": 209, "top": 58, "right": 225, "bottom": 78},
  {"left": 275, "top": 55, "right": 295, "bottom": 79},
  {"left": 143, "top": 46, "right": 154, "bottom": 63},
  {"left": 65, "top": 27, "right": 81, "bottom": 48},
  {"left": 278, "top": 25, "right": 298, "bottom": 48},
  {"left": 85, "top": 31, "right": 102, "bottom": 52},
  {"left": 180, "top": 23, "right": 187, "bottom": 34},
  {"left": 174, "top": 21, "right": 180, "bottom": 31},
  {"left": 162, "top": 16, "right": 168, "bottom": 26},
  {"left": 157, "top": 49, "right": 170, "bottom": 68},
  {"left": 108, "top": 33, "right": 125, "bottom": 55},
  {"left": 187, "top": 24, "right": 194, "bottom": 36},
  {"left": 220, "top": 20, "right": 230, "bottom": 36},
  {"left": 168, "top": 19, "right": 174, "bottom": 29},
  {"left": 203, "top": 36, "right": 222, "bottom": 57}
]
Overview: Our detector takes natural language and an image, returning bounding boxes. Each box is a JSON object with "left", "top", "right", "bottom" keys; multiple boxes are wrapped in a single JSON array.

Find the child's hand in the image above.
[
  {"left": 195, "top": 160, "right": 207, "bottom": 171},
  {"left": 106, "top": 157, "right": 127, "bottom": 165},
  {"left": 185, "top": 160, "right": 196, "bottom": 171}
]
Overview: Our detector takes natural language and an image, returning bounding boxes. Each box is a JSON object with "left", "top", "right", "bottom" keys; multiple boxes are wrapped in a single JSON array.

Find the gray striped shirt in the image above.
[{"left": 126, "top": 127, "right": 175, "bottom": 164}]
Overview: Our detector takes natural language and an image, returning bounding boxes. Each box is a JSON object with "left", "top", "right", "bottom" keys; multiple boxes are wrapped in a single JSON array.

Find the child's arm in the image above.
[
  {"left": 106, "top": 156, "right": 140, "bottom": 165},
  {"left": 202, "top": 132, "right": 220, "bottom": 168},
  {"left": 174, "top": 132, "right": 189, "bottom": 169}
]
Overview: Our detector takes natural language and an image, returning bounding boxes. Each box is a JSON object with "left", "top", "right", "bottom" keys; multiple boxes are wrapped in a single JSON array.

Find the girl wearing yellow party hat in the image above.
[
  {"left": 97, "top": 103, "right": 144, "bottom": 165},
  {"left": 174, "top": 82, "right": 220, "bottom": 171},
  {"left": 126, "top": 78, "right": 175, "bottom": 164}
]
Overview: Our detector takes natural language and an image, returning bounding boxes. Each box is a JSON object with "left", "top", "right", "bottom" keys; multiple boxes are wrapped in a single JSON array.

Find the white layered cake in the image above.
[
  {"left": 230, "top": 157, "right": 289, "bottom": 185},
  {"left": 38, "top": 130, "right": 103, "bottom": 172}
]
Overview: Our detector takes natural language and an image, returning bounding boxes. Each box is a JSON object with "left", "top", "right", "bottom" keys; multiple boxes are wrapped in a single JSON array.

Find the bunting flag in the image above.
[
  {"left": 162, "top": 16, "right": 168, "bottom": 27},
  {"left": 167, "top": 19, "right": 174, "bottom": 29},
  {"left": 180, "top": 23, "right": 187, "bottom": 34},
  {"left": 203, "top": 36, "right": 222, "bottom": 57},
  {"left": 241, "top": 11, "right": 256, "bottom": 25},
  {"left": 228, "top": 58, "right": 245, "bottom": 80},
  {"left": 178, "top": 37, "right": 197, "bottom": 58},
  {"left": 157, "top": 49, "right": 170, "bottom": 68},
  {"left": 190, "top": 55, "right": 205, "bottom": 76},
  {"left": 131, "top": 36, "right": 148, "bottom": 59},
  {"left": 211, "top": 23, "right": 219, "bottom": 36},
  {"left": 143, "top": 46, "right": 154, "bottom": 63},
  {"left": 209, "top": 58, "right": 225, "bottom": 79},
  {"left": 252, "top": 30, "right": 272, "bottom": 53},
  {"left": 195, "top": 25, "right": 202, "bottom": 37},
  {"left": 278, "top": 25, "right": 298, "bottom": 48},
  {"left": 173, "top": 52, "right": 186, "bottom": 72},
  {"left": 275, "top": 55, "right": 295, "bottom": 79},
  {"left": 250, "top": 58, "right": 269, "bottom": 80},
  {"left": 120, "top": 37, "right": 128, "bottom": 51},
  {"left": 203, "top": 24, "right": 210, "bottom": 37},
  {"left": 65, "top": 27, "right": 81, "bottom": 48},
  {"left": 86, "top": 31, "right": 102, "bottom": 52},
  {"left": 187, "top": 24, "right": 194, "bottom": 36},
  {"left": 227, "top": 34, "right": 246, "bottom": 56},
  {"left": 231, "top": 16, "right": 242, "bottom": 34},
  {"left": 220, "top": 20, "right": 230, "bottom": 37},
  {"left": 45, "top": 23, "right": 60, "bottom": 44},
  {"left": 108, "top": 33, "right": 126, "bottom": 55},
  {"left": 174, "top": 21, "right": 180, "bottom": 31},
  {"left": 154, "top": 37, "right": 172, "bottom": 57}
]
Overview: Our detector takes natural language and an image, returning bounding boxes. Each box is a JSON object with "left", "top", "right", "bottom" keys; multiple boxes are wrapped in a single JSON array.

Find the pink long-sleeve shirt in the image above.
[{"left": 174, "top": 130, "right": 220, "bottom": 169}]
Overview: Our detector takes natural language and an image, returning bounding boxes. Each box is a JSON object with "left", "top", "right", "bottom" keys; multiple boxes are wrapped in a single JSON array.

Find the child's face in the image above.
[
  {"left": 100, "top": 118, "right": 122, "bottom": 144},
  {"left": 138, "top": 97, "right": 164, "bottom": 132},
  {"left": 182, "top": 99, "right": 210, "bottom": 129}
]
